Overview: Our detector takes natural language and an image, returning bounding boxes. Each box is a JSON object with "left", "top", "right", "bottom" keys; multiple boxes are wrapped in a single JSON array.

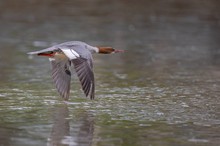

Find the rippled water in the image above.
[{"left": 0, "top": 0, "right": 220, "bottom": 146}]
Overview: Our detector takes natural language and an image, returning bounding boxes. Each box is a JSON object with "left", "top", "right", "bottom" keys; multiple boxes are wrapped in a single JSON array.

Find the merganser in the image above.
[{"left": 28, "top": 41, "right": 123, "bottom": 100}]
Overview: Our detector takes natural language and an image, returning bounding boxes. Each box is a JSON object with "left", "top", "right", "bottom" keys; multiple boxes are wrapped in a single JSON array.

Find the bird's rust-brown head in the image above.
[{"left": 97, "top": 47, "right": 124, "bottom": 54}]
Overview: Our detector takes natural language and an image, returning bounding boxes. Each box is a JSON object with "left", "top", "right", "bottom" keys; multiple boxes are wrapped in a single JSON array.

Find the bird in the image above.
[{"left": 27, "top": 41, "right": 124, "bottom": 100}]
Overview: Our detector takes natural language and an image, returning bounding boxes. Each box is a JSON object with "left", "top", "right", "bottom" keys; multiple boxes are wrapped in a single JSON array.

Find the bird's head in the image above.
[{"left": 97, "top": 47, "right": 124, "bottom": 54}]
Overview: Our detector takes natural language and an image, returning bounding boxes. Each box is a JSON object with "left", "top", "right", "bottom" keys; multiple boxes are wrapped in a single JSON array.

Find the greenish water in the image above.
[{"left": 0, "top": 0, "right": 220, "bottom": 146}]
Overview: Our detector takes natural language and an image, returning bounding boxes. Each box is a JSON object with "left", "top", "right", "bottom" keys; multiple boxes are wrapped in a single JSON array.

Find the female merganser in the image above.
[{"left": 28, "top": 41, "right": 123, "bottom": 100}]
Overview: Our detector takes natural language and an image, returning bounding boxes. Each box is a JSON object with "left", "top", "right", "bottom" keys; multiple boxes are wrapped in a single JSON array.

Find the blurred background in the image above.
[{"left": 0, "top": 0, "right": 219, "bottom": 146}]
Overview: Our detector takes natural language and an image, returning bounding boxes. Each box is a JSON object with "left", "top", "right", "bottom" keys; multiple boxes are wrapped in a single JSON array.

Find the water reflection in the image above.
[
  {"left": 0, "top": 127, "right": 14, "bottom": 146},
  {"left": 48, "top": 103, "right": 94, "bottom": 146},
  {"left": 48, "top": 104, "right": 70, "bottom": 146}
]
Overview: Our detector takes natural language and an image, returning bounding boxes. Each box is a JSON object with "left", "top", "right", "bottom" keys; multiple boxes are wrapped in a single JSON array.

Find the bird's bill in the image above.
[
  {"left": 97, "top": 47, "right": 124, "bottom": 54},
  {"left": 113, "top": 49, "right": 124, "bottom": 53}
]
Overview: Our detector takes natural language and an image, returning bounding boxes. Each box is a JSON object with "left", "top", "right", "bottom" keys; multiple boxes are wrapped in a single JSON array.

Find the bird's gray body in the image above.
[
  {"left": 28, "top": 41, "right": 98, "bottom": 99},
  {"left": 28, "top": 41, "right": 97, "bottom": 57}
]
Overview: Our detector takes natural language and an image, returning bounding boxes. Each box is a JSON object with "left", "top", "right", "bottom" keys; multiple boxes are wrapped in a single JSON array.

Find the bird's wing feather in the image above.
[
  {"left": 60, "top": 44, "right": 95, "bottom": 99},
  {"left": 27, "top": 47, "right": 58, "bottom": 55},
  {"left": 59, "top": 44, "right": 94, "bottom": 68},
  {"left": 60, "top": 48, "right": 80, "bottom": 60},
  {"left": 59, "top": 44, "right": 92, "bottom": 60},
  {"left": 72, "top": 58, "right": 95, "bottom": 99},
  {"left": 50, "top": 58, "right": 71, "bottom": 100}
]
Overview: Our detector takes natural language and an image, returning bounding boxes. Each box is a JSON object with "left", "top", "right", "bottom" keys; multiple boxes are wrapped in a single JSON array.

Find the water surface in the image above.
[{"left": 0, "top": 0, "right": 220, "bottom": 146}]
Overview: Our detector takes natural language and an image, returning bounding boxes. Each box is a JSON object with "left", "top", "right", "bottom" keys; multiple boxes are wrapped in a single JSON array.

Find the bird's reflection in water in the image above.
[{"left": 48, "top": 102, "right": 94, "bottom": 146}]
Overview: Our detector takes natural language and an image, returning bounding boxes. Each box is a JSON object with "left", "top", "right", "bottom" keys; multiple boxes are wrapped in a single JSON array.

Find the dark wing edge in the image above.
[
  {"left": 72, "top": 58, "right": 95, "bottom": 99},
  {"left": 50, "top": 59, "right": 71, "bottom": 100},
  {"left": 27, "top": 47, "right": 57, "bottom": 55}
]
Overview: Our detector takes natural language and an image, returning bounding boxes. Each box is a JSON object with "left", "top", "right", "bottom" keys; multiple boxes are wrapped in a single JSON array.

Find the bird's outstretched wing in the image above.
[
  {"left": 59, "top": 44, "right": 95, "bottom": 99},
  {"left": 50, "top": 58, "right": 71, "bottom": 100},
  {"left": 72, "top": 58, "right": 95, "bottom": 99}
]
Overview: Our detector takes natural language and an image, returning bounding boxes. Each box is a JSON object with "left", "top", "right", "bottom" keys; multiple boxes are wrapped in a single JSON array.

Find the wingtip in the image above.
[
  {"left": 89, "top": 84, "right": 95, "bottom": 100},
  {"left": 89, "top": 88, "right": 95, "bottom": 100},
  {"left": 61, "top": 93, "right": 70, "bottom": 100},
  {"left": 90, "top": 95, "right": 95, "bottom": 100},
  {"left": 85, "top": 91, "right": 94, "bottom": 100}
]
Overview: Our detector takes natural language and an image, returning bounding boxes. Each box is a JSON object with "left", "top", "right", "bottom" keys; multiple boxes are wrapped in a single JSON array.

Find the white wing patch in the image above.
[{"left": 61, "top": 49, "right": 80, "bottom": 60}]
